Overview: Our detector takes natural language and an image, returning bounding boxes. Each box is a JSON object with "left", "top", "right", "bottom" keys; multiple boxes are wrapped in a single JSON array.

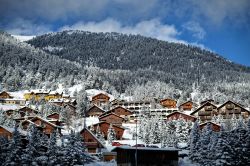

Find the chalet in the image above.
[
  {"left": 166, "top": 111, "right": 197, "bottom": 122},
  {"left": 86, "top": 105, "right": 105, "bottom": 117},
  {"left": 91, "top": 93, "right": 110, "bottom": 106},
  {"left": 199, "top": 122, "right": 221, "bottom": 132},
  {"left": 24, "top": 89, "right": 51, "bottom": 101},
  {"left": 190, "top": 102, "right": 218, "bottom": 122},
  {"left": 217, "top": 100, "right": 250, "bottom": 119},
  {"left": 18, "top": 106, "right": 38, "bottom": 117},
  {"left": 179, "top": 101, "right": 197, "bottom": 111},
  {"left": 91, "top": 122, "right": 125, "bottom": 140},
  {"left": 47, "top": 112, "right": 60, "bottom": 120},
  {"left": 99, "top": 113, "right": 125, "bottom": 126},
  {"left": 0, "top": 91, "right": 13, "bottom": 99},
  {"left": 108, "top": 106, "right": 132, "bottom": 117},
  {"left": 46, "top": 113, "right": 63, "bottom": 126},
  {"left": 112, "top": 146, "right": 179, "bottom": 166},
  {"left": 0, "top": 126, "right": 13, "bottom": 139},
  {"left": 28, "top": 116, "right": 63, "bottom": 136},
  {"left": 80, "top": 128, "right": 106, "bottom": 153},
  {"left": 160, "top": 98, "right": 177, "bottom": 108},
  {"left": 200, "top": 99, "right": 216, "bottom": 106},
  {"left": 99, "top": 106, "right": 132, "bottom": 122},
  {"left": 44, "top": 91, "right": 63, "bottom": 101}
]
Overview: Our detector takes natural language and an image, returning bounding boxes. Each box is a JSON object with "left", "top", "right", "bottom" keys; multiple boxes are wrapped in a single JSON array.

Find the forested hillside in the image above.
[
  {"left": 28, "top": 30, "right": 250, "bottom": 86},
  {"left": 0, "top": 30, "right": 250, "bottom": 106},
  {"left": 0, "top": 31, "right": 83, "bottom": 90}
]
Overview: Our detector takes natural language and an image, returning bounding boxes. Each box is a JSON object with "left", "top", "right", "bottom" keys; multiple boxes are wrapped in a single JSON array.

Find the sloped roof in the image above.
[
  {"left": 92, "top": 121, "right": 125, "bottom": 130},
  {"left": 30, "top": 116, "right": 63, "bottom": 129},
  {"left": 190, "top": 102, "right": 218, "bottom": 115},
  {"left": 80, "top": 127, "right": 106, "bottom": 148},
  {"left": 217, "top": 100, "right": 250, "bottom": 113},
  {"left": 166, "top": 111, "right": 197, "bottom": 119},
  {"left": 87, "top": 105, "right": 105, "bottom": 113},
  {"left": 99, "top": 112, "right": 125, "bottom": 120}
]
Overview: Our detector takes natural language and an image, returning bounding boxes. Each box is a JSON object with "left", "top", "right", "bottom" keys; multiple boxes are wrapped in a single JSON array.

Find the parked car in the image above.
[{"left": 132, "top": 144, "right": 145, "bottom": 147}]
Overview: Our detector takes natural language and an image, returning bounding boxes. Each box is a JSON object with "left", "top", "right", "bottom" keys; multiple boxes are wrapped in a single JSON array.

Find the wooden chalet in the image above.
[
  {"left": 47, "top": 112, "right": 60, "bottom": 120},
  {"left": 21, "top": 116, "right": 62, "bottom": 136},
  {"left": 91, "top": 122, "right": 124, "bottom": 140},
  {"left": 0, "top": 91, "right": 13, "bottom": 99},
  {"left": 179, "top": 101, "right": 197, "bottom": 111},
  {"left": 199, "top": 122, "right": 221, "bottom": 132},
  {"left": 200, "top": 99, "right": 216, "bottom": 106},
  {"left": 80, "top": 128, "right": 106, "bottom": 153},
  {"left": 99, "top": 106, "right": 132, "bottom": 121},
  {"left": 18, "top": 106, "right": 38, "bottom": 117},
  {"left": 46, "top": 113, "right": 62, "bottom": 126},
  {"left": 0, "top": 126, "right": 13, "bottom": 139},
  {"left": 107, "top": 106, "right": 132, "bottom": 117},
  {"left": 166, "top": 111, "right": 197, "bottom": 122},
  {"left": 99, "top": 113, "right": 125, "bottom": 126},
  {"left": 190, "top": 102, "right": 218, "bottom": 122},
  {"left": 86, "top": 105, "right": 105, "bottom": 117},
  {"left": 217, "top": 100, "right": 250, "bottom": 119},
  {"left": 160, "top": 98, "right": 177, "bottom": 108},
  {"left": 91, "top": 93, "right": 110, "bottom": 106}
]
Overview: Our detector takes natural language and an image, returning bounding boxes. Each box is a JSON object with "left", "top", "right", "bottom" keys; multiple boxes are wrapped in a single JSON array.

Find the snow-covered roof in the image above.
[
  {"left": 48, "top": 91, "right": 62, "bottom": 95},
  {"left": 0, "top": 104, "right": 20, "bottom": 111},
  {"left": 0, "top": 125, "right": 14, "bottom": 133},
  {"left": 49, "top": 98, "right": 75, "bottom": 103},
  {"left": 86, "top": 89, "right": 115, "bottom": 102},
  {"left": 26, "top": 89, "right": 50, "bottom": 94},
  {"left": 30, "top": 116, "right": 63, "bottom": 129}
]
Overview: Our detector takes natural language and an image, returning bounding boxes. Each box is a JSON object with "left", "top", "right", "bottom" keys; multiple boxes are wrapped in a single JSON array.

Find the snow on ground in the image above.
[
  {"left": 61, "top": 117, "right": 99, "bottom": 135},
  {"left": 85, "top": 161, "right": 117, "bottom": 166},
  {"left": 122, "top": 123, "right": 136, "bottom": 140},
  {"left": 12, "top": 35, "right": 35, "bottom": 42}
]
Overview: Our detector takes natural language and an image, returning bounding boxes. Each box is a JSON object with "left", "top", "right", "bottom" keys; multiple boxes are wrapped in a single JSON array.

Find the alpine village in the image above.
[{"left": 0, "top": 86, "right": 250, "bottom": 165}]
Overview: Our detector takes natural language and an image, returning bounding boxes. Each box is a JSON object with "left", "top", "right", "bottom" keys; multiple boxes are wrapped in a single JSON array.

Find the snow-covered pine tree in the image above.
[
  {"left": 189, "top": 121, "right": 200, "bottom": 162},
  {"left": 198, "top": 123, "right": 213, "bottom": 165},
  {"left": 47, "top": 131, "right": 58, "bottom": 165},
  {"left": 213, "top": 131, "right": 234, "bottom": 166},
  {"left": 107, "top": 123, "right": 116, "bottom": 144},
  {"left": 244, "top": 119, "right": 250, "bottom": 165},
  {"left": 22, "top": 124, "right": 42, "bottom": 165},
  {"left": 4, "top": 125, "right": 23, "bottom": 165}
]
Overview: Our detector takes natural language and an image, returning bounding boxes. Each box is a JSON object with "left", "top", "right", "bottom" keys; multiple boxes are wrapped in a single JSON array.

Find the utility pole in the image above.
[{"left": 135, "top": 116, "right": 138, "bottom": 166}]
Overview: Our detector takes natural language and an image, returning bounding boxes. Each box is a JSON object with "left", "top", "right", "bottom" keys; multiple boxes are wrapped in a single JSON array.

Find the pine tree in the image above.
[
  {"left": 107, "top": 123, "right": 116, "bottom": 144},
  {"left": 189, "top": 121, "right": 200, "bottom": 162},
  {"left": 213, "top": 131, "right": 234, "bottom": 166},
  {"left": 244, "top": 119, "right": 250, "bottom": 165},
  {"left": 47, "top": 131, "right": 58, "bottom": 165},
  {"left": 198, "top": 123, "right": 212, "bottom": 165},
  {"left": 4, "top": 126, "right": 23, "bottom": 165}
]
